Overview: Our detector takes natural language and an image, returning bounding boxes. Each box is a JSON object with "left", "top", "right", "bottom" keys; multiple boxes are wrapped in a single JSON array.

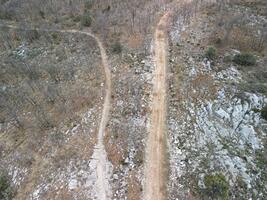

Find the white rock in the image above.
[
  {"left": 215, "top": 108, "right": 230, "bottom": 122},
  {"left": 68, "top": 178, "right": 78, "bottom": 190}
]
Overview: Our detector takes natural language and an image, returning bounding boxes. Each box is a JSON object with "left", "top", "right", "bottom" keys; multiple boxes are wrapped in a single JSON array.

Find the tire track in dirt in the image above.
[
  {"left": 0, "top": 24, "right": 112, "bottom": 200},
  {"left": 144, "top": 12, "right": 170, "bottom": 200}
]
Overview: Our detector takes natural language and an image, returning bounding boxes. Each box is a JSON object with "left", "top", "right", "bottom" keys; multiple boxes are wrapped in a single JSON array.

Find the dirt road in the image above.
[
  {"left": 144, "top": 12, "right": 170, "bottom": 200},
  {"left": 1, "top": 24, "right": 112, "bottom": 200}
]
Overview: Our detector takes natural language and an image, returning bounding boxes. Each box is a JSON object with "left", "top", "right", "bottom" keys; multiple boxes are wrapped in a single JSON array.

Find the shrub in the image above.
[
  {"left": 203, "top": 173, "right": 229, "bottom": 200},
  {"left": 223, "top": 55, "right": 232, "bottom": 63},
  {"left": 72, "top": 15, "right": 81, "bottom": 22},
  {"left": 252, "top": 108, "right": 260, "bottom": 113},
  {"left": 233, "top": 53, "right": 256, "bottom": 66},
  {"left": 84, "top": 0, "right": 93, "bottom": 11},
  {"left": 134, "top": 150, "right": 144, "bottom": 166},
  {"left": 51, "top": 33, "right": 62, "bottom": 44},
  {"left": 39, "top": 10, "right": 45, "bottom": 19},
  {"left": 205, "top": 46, "right": 217, "bottom": 60},
  {"left": 81, "top": 12, "right": 92, "bottom": 27},
  {"left": 0, "top": 174, "right": 12, "bottom": 200},
  {"left": 261, "top": 105, "right": 267, "bottom": 120},
  {"left": 215, "top": 38, "right": 222, "bottom": 45},
  {"left": 0, "top": 9, "right": 12, "bottom": 20},
  {"left": 111, "top": 42, "right": 122, "bottom": 54},
  {"left": 25, "top": 30, "right": 40, "bottom": 42}
]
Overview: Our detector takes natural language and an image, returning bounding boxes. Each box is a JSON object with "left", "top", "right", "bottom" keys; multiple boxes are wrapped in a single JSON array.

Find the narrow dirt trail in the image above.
[
  {"left": 78, "top": 30, "right": 112, "bottom": 200},
  {"left": 71, "top": 30, "right": 111, "bottom": 200},
  {"left": 144, "top": 12, "right": 170, "bottom": 200},
  {"left": 1, "top": 25, "right": 112, "bottom": 200},
  {"left": 79, "top": 30, "right": 112, "bottom": 200}
]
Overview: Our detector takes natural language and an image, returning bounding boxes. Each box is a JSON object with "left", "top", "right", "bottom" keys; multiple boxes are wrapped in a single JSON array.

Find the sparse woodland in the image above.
[{"left": 0, "top": 0, "right": 266, "bottom": 199}]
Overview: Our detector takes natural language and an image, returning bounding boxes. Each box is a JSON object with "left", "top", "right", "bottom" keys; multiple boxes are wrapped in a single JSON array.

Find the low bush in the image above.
[
  {"left": 0, "top": 174, "right": 13, "bottom": 200},
  {"left": 205, "top": 46, "right": 217, "bottom": 60},
  {"left": 203, "top": 173, "right": 229, "bottom": 200},
  {"left": 84, "top": 0, "right": 94, "bottom": 11},
  {"left": 223, "top": 55, "right": 232, "bottom": 63},
  {"left": 25, "top": 30, "right": 40, "bottom": 42},
  {"left": 261, "top": 105, "right": 267, "bottom": 120},
  {"left": 233, "top": 53, "right": 256, "bottom": 66},
  {"left": 72, "top": 15, "right": 81, "bottom": 23},
  {"left": 215, "top": 38, "right": 222, "bottom": 45},
  {"left": 81, "top": 12, "right": 92, "bottom": 27},
  {"left": 51, "top": 33, "right": 62, "bottom": 45},
  {"left": 0, "top": 9, "right": 12, "bottom": 20},
  {"left": 39, "top": 10, "right": 45, "bottom": 19},
  {"left": 111, "top": 42, "right": 122, "bottom": 54}
]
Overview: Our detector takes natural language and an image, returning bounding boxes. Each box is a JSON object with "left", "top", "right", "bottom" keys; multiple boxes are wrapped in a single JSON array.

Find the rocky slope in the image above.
[{"left": 168, "top": 2, "right": 267, "bottom": 199}]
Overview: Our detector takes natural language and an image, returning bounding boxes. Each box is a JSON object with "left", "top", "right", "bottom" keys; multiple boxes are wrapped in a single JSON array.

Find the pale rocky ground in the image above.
[
  {"left": 105, "top": 51, "right": 154, "bottom": 199},
  {"left": 167, "top": 4, "right": 267, "bottom": 200}
]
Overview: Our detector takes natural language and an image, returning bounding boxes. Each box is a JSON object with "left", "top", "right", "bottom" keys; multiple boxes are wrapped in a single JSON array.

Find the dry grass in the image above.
[
  {"left": 190, "top": 74, "right": 217, "bottom": 102},
  {"left": 127, "top": 172, "right": 142, "bottom": 200},
  {"left": 43, "top": 186, "right": 73, "bottom": 200},
  {"left": 206, "top": 1, "right": 267, "bottom": 54},
  {"left": 104, "top": 130, "right": 127, "bottom": 167},
  {"left": 127, "top": 33, "right": 144, "bottom": 49},
  {"left": 230, "top": 27, "right": 266, "bottom": 53}
]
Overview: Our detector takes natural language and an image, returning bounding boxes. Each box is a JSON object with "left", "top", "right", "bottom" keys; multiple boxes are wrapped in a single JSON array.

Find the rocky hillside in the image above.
[
  {"left": 168, "top": 1, "right": 267, "bottom": 199},
  {"left": 0, "top": 0, "right": 266, "bottom": 200}
]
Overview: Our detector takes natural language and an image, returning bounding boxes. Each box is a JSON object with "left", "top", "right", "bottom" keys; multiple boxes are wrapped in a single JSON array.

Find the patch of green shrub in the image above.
[
  {"left": 203, "top": 173, "right": 229, "bottom": 200},
  {"left": 72, "top": 15, "right": 81, "bottom": 22},
  {"left": 261, "top": 105, "right": 267, "bottom": 120},
  {"left": 51, "top": 33, "right": 62, "bottom": 45},
  {"left": 0, "top": 174, "right": 12, "bottom": 200},
  {"left": 239, "top": 82, "right": 267, "bottom": 96},
  {"left": 205, "top": 46, "right": 217, "bottom": 60},
  {"left": 252, "top": 108, "right": 260, "bottom": 113},
  {"left": 233, "top": 53, "right": 256, "bottom": 66},
  {"left": 81, "top": 12, "right": 92, "bottom": 27},
  {"left": 223, "top": 55, "right": 232, "bottom": 63},
  {"left": 39, "top": 10, "right": 45, "bottom": 19},
  {"left": 111, "top": 42, "right": 122, "bottom": 54}
]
